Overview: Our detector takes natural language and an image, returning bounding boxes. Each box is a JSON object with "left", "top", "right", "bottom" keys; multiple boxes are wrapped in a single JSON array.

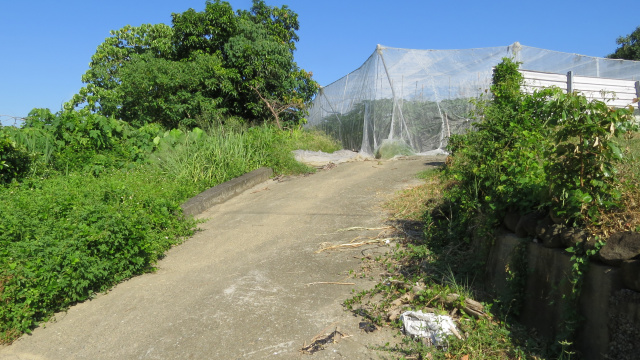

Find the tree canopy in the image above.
[
  {"left": 607, "top": 25, "right": 640, "bottom": 61},
  {"left": 66, "top": 0, "right": 318, "bottom": 129}
]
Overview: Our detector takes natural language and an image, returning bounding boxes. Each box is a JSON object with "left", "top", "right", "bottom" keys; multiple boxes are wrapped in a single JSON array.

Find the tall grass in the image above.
[
  {"left": 1, "top": 126, "right": 56, "bottom": 175},
  {"left": 152, "top": 128, "right": 253, "bottom": 185},
  {"left": 151, "top": 125, "right": 334, "bottom": 189}
]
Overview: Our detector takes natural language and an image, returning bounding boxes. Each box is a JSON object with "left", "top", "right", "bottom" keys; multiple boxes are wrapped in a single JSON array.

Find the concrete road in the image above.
[{"left": 0, "top": 156, "right": 444, "bottom": 360}]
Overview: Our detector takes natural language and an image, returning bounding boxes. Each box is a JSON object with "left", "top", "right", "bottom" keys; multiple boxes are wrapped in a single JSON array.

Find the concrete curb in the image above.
[{"left": 180, "top": 167, "right": 273, "bottom": 217}]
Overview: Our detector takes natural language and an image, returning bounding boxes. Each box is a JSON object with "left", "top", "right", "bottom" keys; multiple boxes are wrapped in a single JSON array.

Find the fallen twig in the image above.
[
  {"left": 306, "top": 282, "right": 355, "bottom": 286},
  {"left": 300, "top": 323, "right": 350, "bottom": 355},
  {"left": 315, "top": 237, "right": 401, "bottom": 253},
  {"left": 317, "top": 226, "right": 392, "bottom": 236},
  {"left": 336, "top": 226, "right": 392, "bottom": 232},
  {"left": 315, "top": 240, "right": 384, "bottom": 253}
]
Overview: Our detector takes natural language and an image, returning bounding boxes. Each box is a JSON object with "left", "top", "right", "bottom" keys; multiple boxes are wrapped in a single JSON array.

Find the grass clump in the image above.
[
  {"left": 288, "top": 127, "right": 342, "bottom": 154},
  {"left": 151, "top": 125, "right": 315, "bottom": 187},
  {"left": 375, "top": 139, "right": 415, "bottom": 159}
]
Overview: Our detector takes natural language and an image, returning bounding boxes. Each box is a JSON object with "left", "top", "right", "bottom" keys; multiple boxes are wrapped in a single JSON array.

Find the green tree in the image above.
[
  {"left": 116, "top": 52, "right": 238, "bottom": 128},
  {"left": 607, "top": 25, "right": 640, "bottom": 61},
  {"left": 66, "top": 24, "right": 174, "bottom": 117},
  {"left": 66, "top": 0, "right": 318, "bottom": 129}
]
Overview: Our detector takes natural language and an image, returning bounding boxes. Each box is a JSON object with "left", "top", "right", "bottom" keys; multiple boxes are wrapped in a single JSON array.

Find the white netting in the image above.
[{"left": 307, "top": 43, "right": 640, "bottom": 155}]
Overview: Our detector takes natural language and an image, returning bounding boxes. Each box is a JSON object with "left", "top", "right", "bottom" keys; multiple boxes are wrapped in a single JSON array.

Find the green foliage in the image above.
[
  {"left": 490, "top": 57, "right": 525, "bottom": 107},
  {"left": 0, "top": 133, "right": 30, "bottom": 184},
  {"left": 117, "top": 52, "right": 237, "bottom": 128},
  {"left": 555, "top": 239, "right": 605, "bottom": 350},
  {"left": 2, "top": 109, "right": 164, "bottom": 176},
  {"left": 67, "top": 23, "right": 174, "bottom": 117},
  {"left": 502, "top": 241, "right": 528, "bottom": 318},
  {"left": 607, "top": 25, "right": 640, "bottom": 61},
  {"left": 67, "top": 0, "right": 318, "bottom": 130},
  {"left": 0, "top": 166, "right": 197, "bottom": 342},
  {"left": 24, "top": 109, "right": 128, "bottom": 170},
  {"left": 544, "top": 93, "right": 635, "bottom": 224},
  {"left": 444, "top": 58, "right": 636, "bottom": 232},
  {"left": 443, "top": 61, "right": 553, "bottom": 242}
]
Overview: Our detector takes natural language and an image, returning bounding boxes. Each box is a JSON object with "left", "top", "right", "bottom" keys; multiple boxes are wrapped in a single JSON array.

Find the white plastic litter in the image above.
[{"left": 400, "top": 311, "right": 460, "bottom": 347}]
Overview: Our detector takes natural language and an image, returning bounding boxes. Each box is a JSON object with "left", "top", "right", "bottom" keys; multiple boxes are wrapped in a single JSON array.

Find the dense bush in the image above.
[
  {"left": 438, "top": 58, "right": 637, "bottom": 242},
  {"left": 0, "top": 134, "right": 30, "bottom": 184},
  {"left": 0, "top": 167, "right": 197, "bottom": 342}
]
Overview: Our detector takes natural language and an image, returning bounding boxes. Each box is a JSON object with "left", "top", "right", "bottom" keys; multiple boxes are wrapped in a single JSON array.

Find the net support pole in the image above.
[
  {"left": 636, "top": 81, "right": 640, "bottom": 110},
  {"left": 567, "top": 71, "right": 574, "bottom": 94},
  {"left": 510, "top": 41, "right": 522, "bottom": 62},
  {"left": 376, "top": 44, "right": 405, "bottom": 141}
]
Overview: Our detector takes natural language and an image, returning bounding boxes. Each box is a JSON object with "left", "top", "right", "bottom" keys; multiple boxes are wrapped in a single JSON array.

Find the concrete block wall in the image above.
[{"left": 485, "top": 232, "right": 639, "bottom": 360}]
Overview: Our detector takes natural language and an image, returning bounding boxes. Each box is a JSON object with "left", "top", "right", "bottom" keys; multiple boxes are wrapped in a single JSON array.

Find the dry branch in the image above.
[
  {"left": 315, "top": 238, "right": 399, "bottom": 253},
  {"left": 442, "top": 293, "right": 486, "bottom": 318},
  {"left": 335, "top": 226, "right": 392, "bottom": 232},
  {"left": 305, "top": 281, "right": 355, "bottom": 286},
  {"left": 300, "top": 323, "right": 351, "bottom": 355}
]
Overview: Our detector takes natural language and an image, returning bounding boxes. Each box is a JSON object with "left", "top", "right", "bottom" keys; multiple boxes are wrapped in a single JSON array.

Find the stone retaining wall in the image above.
[{"left": 485, "top": 231, "right": 640, "bottom": 359}]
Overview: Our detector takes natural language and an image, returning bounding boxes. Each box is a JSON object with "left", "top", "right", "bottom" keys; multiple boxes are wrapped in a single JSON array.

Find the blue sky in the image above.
[{"left": 1, "top": 0, "right": 638, "bottom": 125}]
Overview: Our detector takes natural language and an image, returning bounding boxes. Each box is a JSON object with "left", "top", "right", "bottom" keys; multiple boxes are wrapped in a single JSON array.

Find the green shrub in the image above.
[
  {"left": 0, "top": 110, "right": 340, "bottom": 343},
  {"left": 442, "top": 59, "right": 553, "bottom": 241},
  {"left": 544, "top": 93, "right": 636, "bottom": 224},
  {"left": 423, "top": 57, "right": 637, "bottom": 357},
  {"left": 0, "top": 166, "right": 197, "bottom": 342},
  {"left": 0, "top": 133, "right": 30, "bottom": 184},
  {"left": 441, "top": 58, "right": 637, "bottom": 234}
]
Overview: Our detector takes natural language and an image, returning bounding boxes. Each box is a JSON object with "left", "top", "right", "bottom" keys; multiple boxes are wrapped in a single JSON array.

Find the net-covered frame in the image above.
[{"left": 307, "top": 43, "right": 640, "bottom": 155}]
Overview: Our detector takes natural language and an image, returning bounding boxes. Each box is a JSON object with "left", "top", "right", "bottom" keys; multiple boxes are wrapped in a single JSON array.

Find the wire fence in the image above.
[{"left": 0, "top": 115, "right": 26, "bottom": 128}]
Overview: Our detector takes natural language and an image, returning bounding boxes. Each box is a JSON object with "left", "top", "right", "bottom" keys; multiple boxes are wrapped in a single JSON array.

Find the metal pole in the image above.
[
  {"left": 635, "top": 81, "right": 640, "bottom": 111},
  {"left": 567, "top": 71, "right": 574, "bottom": 94},
  {"left": 376, "top": 44, "right": 405, "bottom": 140}
]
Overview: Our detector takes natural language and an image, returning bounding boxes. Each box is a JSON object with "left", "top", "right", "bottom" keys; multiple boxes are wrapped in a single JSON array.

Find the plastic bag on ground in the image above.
[{"left": 400, "top": 311, "right": 460, "bottom": 347}]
